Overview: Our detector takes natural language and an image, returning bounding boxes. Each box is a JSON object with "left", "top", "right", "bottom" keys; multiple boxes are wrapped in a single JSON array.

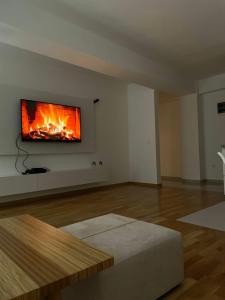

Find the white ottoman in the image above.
[{"left": 61, "top": 214, "right": 184, "bottom": 300}]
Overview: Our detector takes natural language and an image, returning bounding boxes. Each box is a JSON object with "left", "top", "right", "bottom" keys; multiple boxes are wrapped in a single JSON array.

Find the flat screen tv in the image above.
[{"left": 21, "top": 99, "right": 81, "bottom": 142}]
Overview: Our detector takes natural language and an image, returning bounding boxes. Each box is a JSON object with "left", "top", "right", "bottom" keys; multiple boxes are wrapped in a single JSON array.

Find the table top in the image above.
[{"left": 0, "top": 215, "right": 114, "bottom": 300}]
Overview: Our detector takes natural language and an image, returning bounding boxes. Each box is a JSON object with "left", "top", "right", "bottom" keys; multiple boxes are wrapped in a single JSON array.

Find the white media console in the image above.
[{"left": 0, "top": 167, "right": 109, "bottom": 198}]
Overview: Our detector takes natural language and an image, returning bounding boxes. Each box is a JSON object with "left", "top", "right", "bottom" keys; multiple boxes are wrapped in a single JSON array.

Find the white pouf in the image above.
[{"left": 61, "top": 214, "right": 184, "bottom": 300}]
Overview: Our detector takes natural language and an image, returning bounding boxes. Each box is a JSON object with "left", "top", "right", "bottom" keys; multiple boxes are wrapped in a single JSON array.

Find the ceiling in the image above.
[{"left": 31, "top": 0, "right": 225, "bottom": 79}]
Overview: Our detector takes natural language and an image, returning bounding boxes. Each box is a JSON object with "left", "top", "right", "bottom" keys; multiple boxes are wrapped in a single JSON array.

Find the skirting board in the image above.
[
  {"left": 0, "top": 182, "right": 129, "bottom": 207},
  {"left": 161, "top": 176, "right": 182, "bottom": 182},
  {"left": 128, "top": 181, "right": 162, "bottom": 188},
  {"left": 162, "top": 177, "right": 223, "bottom": 185},
  {"left": 0, "top": 181, "right": 165, "bottom": 206},
  {"left": 162, "top": 176, "right": 203, "bottom": 184}
]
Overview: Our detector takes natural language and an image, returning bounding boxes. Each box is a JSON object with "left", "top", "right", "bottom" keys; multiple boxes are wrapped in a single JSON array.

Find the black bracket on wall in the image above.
[
  {"left": 93, "top": 98, "right": 100, "bottom": 104},
  {"left": 217, "top": 102, "right": 225, "bottom": 114}
]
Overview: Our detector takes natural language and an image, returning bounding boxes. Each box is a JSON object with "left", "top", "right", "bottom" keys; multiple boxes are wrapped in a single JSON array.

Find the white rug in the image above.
[{"left": 178, "top": 202, "right": 225, "bottom": 232}]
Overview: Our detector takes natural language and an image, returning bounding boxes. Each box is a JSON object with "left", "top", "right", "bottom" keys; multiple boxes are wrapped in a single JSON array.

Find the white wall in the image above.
[
  {"left": 159, "top": 96, "right": 182, "bottom": 178},
  {"left": 128, "top": 84, "right": 161, "bottom": 184},
  {"left": 198, "top": 73, "right": 225, "bottom": 94},
  {"left": 0, "top": 43, "right": 129, "bottom": 184},
  {"left": 0, "top": 0, "right": 194, "bottom": 94},
  {"left": 180, "top": 93, "right": 202, "bottom": 180},
  {"left": 159, "top": 86, "right": 225, "bottom": 181},
  {"left": 159, "top": 82, "right": 225, "bottom": 181},
  {"left": 198, "top": 89, "right": 225, "bottom": 180},
  {"left": 197, "top": 73, "right": 225, "bottom": 180},
  {"left": 0, "top": 85, "right": 95, "bottom": 155}
]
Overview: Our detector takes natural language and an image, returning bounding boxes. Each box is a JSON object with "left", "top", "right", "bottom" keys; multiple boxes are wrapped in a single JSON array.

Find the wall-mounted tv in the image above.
[{"left": 21, "top": 99, "right": 81, "bottom": 142}]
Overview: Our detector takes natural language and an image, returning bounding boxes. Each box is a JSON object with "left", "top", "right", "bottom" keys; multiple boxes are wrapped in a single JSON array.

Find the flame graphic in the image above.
[{"left": 21, "top": 100, "right": 81, "bottom": 141}]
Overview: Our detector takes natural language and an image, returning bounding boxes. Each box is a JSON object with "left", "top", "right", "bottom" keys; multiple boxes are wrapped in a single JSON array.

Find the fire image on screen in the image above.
[{"left": 21, "top": 100, "right": 81, "bottom": 142}]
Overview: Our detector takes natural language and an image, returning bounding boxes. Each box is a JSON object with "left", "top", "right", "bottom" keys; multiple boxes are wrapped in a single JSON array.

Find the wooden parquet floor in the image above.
[{"left": 0, "top": 183, "right": 225, "bottom": 299}]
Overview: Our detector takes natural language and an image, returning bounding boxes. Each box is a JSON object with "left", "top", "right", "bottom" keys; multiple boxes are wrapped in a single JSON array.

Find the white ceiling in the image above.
[{"left": 31, "top": 0, "right": 225, "bottom": 79}]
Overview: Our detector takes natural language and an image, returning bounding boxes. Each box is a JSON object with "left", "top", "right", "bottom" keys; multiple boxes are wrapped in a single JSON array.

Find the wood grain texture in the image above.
[
  {"left": 0, "top": 183, "right": 225, "bottom": 299},
  {"left": 0, "top": 215, "right": 113, "bottom": 300}
]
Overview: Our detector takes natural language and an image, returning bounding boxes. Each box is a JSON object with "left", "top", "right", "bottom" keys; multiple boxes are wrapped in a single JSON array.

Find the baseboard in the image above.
[
  {"left": 182, "top": 179, "right": 223, "bottom": 185},
  {"left": 2, "top": 178, "right": 220, "bottom": 208},
  {"left": 128, "top": 181, "right": 162, "bottom": 188},
  {"left": 181, "top": 179, "right": 205, "bottom": 185},
  {"left": 161, "top": 176, "right": 182, "bottom": 182},
  {"left": 162, "top": 177, "right": 223, "bottom": 186},
  {"left": 201, "top": 179, "right": 223, "bottom": 186},
  {"left": 0, "top": 181, "right": 164, "bottom": 207},
  {"left": 0, "top": 182, "right": 129, "bottom": 208}
]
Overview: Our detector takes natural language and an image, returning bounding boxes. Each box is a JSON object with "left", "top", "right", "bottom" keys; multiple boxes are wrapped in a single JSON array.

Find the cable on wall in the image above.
[{"left": 15, "top": 133, "right": 30, "bottom": 174}]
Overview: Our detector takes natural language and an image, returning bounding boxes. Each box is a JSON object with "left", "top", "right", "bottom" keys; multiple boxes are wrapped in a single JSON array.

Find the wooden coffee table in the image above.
[{"left": 0, "top": 215, "right": 114, "bottom": 300}]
